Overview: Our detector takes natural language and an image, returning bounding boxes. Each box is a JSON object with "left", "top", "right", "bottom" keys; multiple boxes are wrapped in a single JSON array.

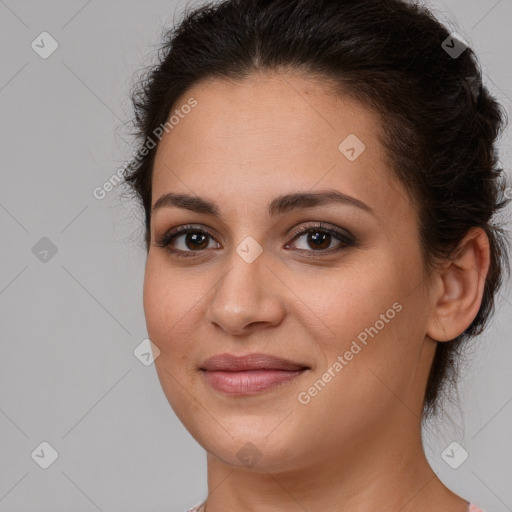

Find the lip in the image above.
[
  {"left": 200, "top": 353, "right": 310, "bottom": 395},
  {"left": 200, "top": 352, "right": 309, "bottom": 371}
]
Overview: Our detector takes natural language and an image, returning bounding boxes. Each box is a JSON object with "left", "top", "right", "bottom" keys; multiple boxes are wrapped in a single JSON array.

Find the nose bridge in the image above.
[{"left": 206, "top": 240, "right": 284, "bottom": 333}]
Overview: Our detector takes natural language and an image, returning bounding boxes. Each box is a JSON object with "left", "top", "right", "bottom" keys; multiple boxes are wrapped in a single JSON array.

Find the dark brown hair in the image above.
[{"left": 122, "top": 0, "right": 511, "bottom": 420}]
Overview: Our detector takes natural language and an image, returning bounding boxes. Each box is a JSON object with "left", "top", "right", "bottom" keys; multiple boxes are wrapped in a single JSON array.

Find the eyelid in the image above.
[
  {"left": 154, "top": 224, "right": 219, "bottom": 254},
  {"left": 287, "top": 221, "right": 354, "bottom": 242},
  {"left": 155, "top": 222, "right": 355, "bottom": 257},
  {"left": 285, "top": 222, "right": 355, "bottom": 257}
]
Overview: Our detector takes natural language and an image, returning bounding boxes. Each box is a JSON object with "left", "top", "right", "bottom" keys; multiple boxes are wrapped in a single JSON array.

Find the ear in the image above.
[{"left": 426, "top": 227, "right": 491, "bottom": 342}]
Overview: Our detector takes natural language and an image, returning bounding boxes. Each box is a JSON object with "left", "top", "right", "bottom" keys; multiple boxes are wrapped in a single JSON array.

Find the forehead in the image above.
[{"left": 151, "top": 71, "right": 412, "bottom": 221}]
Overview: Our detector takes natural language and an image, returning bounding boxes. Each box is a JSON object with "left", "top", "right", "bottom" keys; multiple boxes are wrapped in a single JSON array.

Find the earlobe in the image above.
[{"left": 426, "top": 227, "right": 490, "bottom": 342}]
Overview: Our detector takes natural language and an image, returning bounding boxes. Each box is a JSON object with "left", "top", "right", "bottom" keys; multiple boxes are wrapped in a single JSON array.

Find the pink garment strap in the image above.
[{"left": 188, "top": 501, "right": 485, "bottom": 511}]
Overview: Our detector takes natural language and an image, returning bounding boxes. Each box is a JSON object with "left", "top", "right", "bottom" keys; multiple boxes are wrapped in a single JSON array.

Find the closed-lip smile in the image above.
[{"left": 200, "top": 352, "right": 310, "bottom": 395}]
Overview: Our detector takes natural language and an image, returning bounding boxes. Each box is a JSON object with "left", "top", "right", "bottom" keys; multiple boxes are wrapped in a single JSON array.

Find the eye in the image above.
[
  {"left": 154, "top": 224, "right": 220, "bottom": 257},
  {"left": 155, "top": 222, "right": 355, "bottom": 258},
  {"left": 285, "top": 222, "right": 355, "bottom": 256}
]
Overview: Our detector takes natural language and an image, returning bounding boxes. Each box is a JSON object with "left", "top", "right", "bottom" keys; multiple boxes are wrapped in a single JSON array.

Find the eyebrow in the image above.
[{"left": 151, "top": 189, "right": 374, "bottom": 217}]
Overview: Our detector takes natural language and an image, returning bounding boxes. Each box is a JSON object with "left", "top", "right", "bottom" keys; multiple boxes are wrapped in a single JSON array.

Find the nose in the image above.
[{"left": 205, "top": 248, "right": 286, "bottom": 336}]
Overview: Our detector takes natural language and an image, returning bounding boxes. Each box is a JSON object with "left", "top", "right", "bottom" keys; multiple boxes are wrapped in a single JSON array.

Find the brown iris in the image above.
[{"left": 307, "top": 230, "right": 331, "bottom": 250}]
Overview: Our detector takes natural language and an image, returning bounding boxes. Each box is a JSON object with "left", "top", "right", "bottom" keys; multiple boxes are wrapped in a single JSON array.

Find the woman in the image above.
[{"left": 122, "top": 0, "right": 510, "bottom": 510}]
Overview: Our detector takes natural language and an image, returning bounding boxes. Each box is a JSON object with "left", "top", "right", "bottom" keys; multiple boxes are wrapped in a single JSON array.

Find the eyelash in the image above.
[{"left": 154, "top": 222, "right": 356, "bottom": 259}]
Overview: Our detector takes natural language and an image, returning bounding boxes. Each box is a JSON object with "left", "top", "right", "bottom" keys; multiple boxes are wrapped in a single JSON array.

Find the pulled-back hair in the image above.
[{"left": 122, "top": 0, "right": 510, "bottom": 419}]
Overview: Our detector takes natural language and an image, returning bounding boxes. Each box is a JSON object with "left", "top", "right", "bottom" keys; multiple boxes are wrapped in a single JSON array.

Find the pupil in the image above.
[
  {"left": 186, "top": 232, "right": 208, "bottom": 250},
  {"left": 182, "top": 231, "right": 332, "bottom": 251},
  {"left": 309, "top": 231, "right": 330, "bottom": 250}
]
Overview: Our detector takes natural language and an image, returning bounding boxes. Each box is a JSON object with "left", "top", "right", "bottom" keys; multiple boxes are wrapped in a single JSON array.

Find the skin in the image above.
[{"left": 143, "top": 70, "right": 490, "bottom": 512}]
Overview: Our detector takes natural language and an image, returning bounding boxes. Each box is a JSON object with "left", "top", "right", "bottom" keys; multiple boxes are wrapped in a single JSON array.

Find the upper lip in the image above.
[{"left": 200, "top": 353, "right": 309, "bottom": 372}]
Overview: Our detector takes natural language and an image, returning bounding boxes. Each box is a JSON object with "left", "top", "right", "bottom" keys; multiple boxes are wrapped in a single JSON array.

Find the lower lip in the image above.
[{"left": 201, "top": 369, "right": 307, "bottom": 395}]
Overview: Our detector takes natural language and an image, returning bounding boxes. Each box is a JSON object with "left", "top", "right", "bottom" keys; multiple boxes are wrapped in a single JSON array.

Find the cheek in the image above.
[
  {"left": 143, "top": 256, "right": 195, "bottom": 340},
  {"left": 311, "top": 261, "right": 399, "bottom": 337},
  {"left": 311, "top": 254, "right": 424, "bottom": 378},
  {"left": 142, "top": 254, "right": 213, "bottom": 374},
  {"left": 143, "top": 260, "right": 173, "bottom": 342},
  {"left": 143, "top": 258, "right": 203, "bottom": 414}
]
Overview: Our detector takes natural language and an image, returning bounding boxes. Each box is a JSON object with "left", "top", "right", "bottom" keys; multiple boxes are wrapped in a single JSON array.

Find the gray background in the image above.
[{"left": 0, "top": 0, "right": 511, "bottom": 510}]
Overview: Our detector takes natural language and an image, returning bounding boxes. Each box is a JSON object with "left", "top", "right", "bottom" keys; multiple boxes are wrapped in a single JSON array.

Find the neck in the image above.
[{"left": 201, "top": 413, "right": 467, "bottom": 512}]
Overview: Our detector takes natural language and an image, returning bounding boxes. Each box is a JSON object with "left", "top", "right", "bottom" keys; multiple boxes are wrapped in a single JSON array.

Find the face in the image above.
[{"left": 143, "top": 70, "right": 437, "bottom": 473}]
